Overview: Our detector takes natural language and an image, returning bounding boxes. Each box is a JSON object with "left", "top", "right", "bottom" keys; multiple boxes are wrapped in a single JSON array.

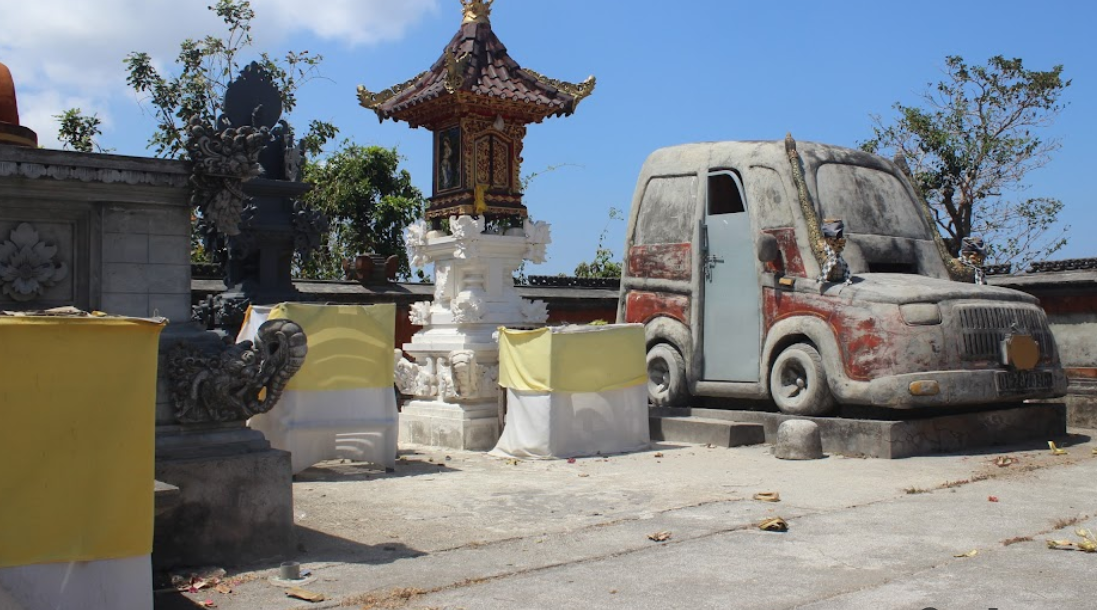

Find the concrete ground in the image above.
[{"left": 158, "top": 430, "right": 1097, "bottom": 610}]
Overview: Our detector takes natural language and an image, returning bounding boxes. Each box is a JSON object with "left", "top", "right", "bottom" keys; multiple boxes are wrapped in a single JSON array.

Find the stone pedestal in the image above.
[
  {"left": 397, "top": 216, "right": 551, "bottom": 450},
  {"left": 154, "top": 425, "right": 294, "bottom": 569}
]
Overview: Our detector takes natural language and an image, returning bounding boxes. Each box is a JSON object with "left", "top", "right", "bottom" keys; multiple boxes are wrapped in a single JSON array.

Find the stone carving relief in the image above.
[
  {"left": 520, "top": 299, "right": 549, "bottom": 324},
  {"left": 437, "top": 357, "right": 455, "bottom": 399},
  {"left": 409, "top": 301, "right": 432, "bottom": 326},
  {"left": 450, "top": 350, "right": 480, "bottom": 398},
  {"left": 166, "top": 319, "right": 308, "bottom": 424},
  {"left": 480, "top": 364, "right": 500, "bottom": 397},
  {"left": 186, "top": 117, "right": 267, "bottom": 236},
  {"left": 406, "top": 219, "right": 430, "bottom": 268},
  {"left": 394, "top": 350, "right": 419, "bottom": 396},
  {"left": 451, "top": 215, "right": 484, "bottom": 260},
  {"left": 452, "top": 292, "right": 485, "bottom": 324},
  {"left": 523, "top": 219, "right": 551, "bottom": 264},
  {"left": 291, "top": 199, "right": 328, "bottom": 264},
  {"left": 434, "top": 264, "right": 453, "bottom": 305},
  {"left": 0, "top": 223, "right": 68, "bottom": 302},
  {"left": 0, "top": 160, "right": 188, "bottom": 187}
]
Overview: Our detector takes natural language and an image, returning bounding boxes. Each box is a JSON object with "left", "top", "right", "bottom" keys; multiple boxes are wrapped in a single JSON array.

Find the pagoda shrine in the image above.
[
  {"left": 358, "top": 0, "right": 595, "bottom": 450},
  {"left": 358, "top": 0, "right": 594, "bottom": 224}
]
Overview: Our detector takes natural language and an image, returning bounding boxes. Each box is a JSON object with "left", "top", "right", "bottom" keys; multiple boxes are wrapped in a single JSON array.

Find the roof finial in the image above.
[{"left": 461, "top": 0, "right": 493, "bottom": 24}]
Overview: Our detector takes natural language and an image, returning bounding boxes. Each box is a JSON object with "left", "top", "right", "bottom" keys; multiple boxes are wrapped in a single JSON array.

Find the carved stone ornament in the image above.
[
  {"left": 523, "top": 219, "right": 551, "bottom": 264},
  {"left": 0, "top": 223, "right": 68, "bottom": 302},
  {"left": 451, "top": 215, "right": 485, "bottom": 260},
  {"left": 520, "top": 299, "right": 549, "bottom": 324},
  {"left": 166, "top": 319, "right": 308, "bottom": 424},
  {"left": 186, "top": 116, "right": 268, "bottom": 236},
  {"left": 406, "top": 219, "right": 430, "bottom": 268},
  {"left": 452, "top": 292, "right": 485, "bottom": 324},
  {"left": 434, "top": 264, "right": 452, "bottom": 304},
  {"left": 409, "top": 301, "right": 432, "bottom": 326},
  {"left": 291, "top": 199, "right": 328, "bottom": 264},
  {"left": 437, "top": 357, "right": 455, "bottom": 399},
  {"left": 394, "top": 350, "right": 419, "bottom": 396},
  {"left": 450, "top": 350, "right": 480, "bottom": 398}
]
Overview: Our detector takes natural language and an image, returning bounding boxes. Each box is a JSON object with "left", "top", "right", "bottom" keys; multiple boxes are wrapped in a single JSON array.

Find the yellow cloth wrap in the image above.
[
  {"left": 499, "top": 325, "right": 647, "bottom": 393},
  {"left": 268, "top": 303, "right": 395, "bottom": 391},
  {"left": 0, "top": 316, "right": 165, "bottom": 568}
]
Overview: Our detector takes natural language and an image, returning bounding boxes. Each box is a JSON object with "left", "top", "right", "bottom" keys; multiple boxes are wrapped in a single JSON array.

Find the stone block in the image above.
[
  {"left": 648, "top": 415, "right": 764, "bottom": 448},
  {"left": 154, "top": 448, "right": 294, "bottom": 570},
  {"left": 102, "top": 208, "right": 150, "bottom": 234},
  {"left": 102, "top": 232, "right": 149, "bottom": 264},
  {"left": 774, "top": 420, "right": 824, "bottom": 460},
  {"left": 99, "top": 292, "right": 148, "bottom": 317},
  {"left": 146, "top": 207, "right": 191, "bottom": 236},
  {"left": 102, "top": 262, "right": 146, "bottom": 294},
  {"left": 147, "top": 264, "right": 190, "bottom": 294},
  {"left": 148, "top": 235, "right": 191, "bottom": 265}
]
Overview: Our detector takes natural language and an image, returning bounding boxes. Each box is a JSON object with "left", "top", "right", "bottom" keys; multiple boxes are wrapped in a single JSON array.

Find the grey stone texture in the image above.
[
  {"left": 774, "top": 419, "right": 824, "bottom": 459},
  {"left": 154, "top": 445, "right": 294, "bottom": 570},
  {"left": 0, "top": 146, "right": 190, "bottom": 321},
  {"left": 648, "top": 415, "right": 764, "bottom": 447},
  {"left": 650, "top": 404, "right": 1066, "bottom": 458}
]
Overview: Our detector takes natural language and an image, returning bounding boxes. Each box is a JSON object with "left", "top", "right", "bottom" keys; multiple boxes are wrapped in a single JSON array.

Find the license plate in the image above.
[{"left": 995, "top": 370, "right": 1053, "bottom": 395}]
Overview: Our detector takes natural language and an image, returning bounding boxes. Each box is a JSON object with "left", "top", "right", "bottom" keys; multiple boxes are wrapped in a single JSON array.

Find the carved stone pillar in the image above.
[{"left": 397, "top": 215, "right": 550, "bottom": 450}]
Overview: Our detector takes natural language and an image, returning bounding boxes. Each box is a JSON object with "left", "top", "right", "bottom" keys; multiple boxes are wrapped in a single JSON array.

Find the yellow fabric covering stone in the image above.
[
  {"left": 268, "top": 303, "right": 396, "bottom": 390},
  {"left": 498, "top": 324, "right": 646, "bottom": 393},
  {"left": 0, "top": 316, "right": 164, "bottom": 568}
]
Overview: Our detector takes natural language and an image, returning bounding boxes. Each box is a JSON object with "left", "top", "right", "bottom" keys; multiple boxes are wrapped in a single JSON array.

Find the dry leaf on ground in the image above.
[
  {"left": 758, "top": 517, "right": 788, "bottom": 532},
  {"left": 753, "top": 492, "right": 781, "bottom": 503},
  {"left": 653, "top": 452, "right": 664, "bottom": 458},
  {"left": 647, "top": 531, "right": 672, "bottom": 542},
  {"left": 994, "top": 456, "right": 1018, "bottom": 467},
  {"left": 1048, "top": 441, "right": 1067, "bottom": 455},
  {"left": 285, "top": 587, "right": 325, "bottom": 602},
  {"left": 953, "top": 550, "right": 978, "bottom": 558}
]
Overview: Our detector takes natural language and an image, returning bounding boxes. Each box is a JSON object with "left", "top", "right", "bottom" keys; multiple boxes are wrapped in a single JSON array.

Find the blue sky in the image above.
[{"left": 2, "top": 0, "right": 1093, "bottom": 275}]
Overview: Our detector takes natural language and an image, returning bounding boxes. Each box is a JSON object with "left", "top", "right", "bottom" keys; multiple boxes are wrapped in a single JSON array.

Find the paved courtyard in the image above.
[{"left": 158, "top": 430, "right": 1097, "bottom": 610}]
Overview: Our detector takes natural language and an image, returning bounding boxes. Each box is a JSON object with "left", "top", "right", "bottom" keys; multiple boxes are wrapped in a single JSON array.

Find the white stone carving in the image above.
[
  {"left": 450, "top": 350, "right": 479, "bottom": 398},
  {"left": 0, "top": 223, "right": 69, "bottom": 302},
  {"left": 394, "top": 350, "right": 419, "bottom": 396},
  {"left": 406, "top": 220, "right": 430, "bottom": 268},
  {"left": 409, "top": 301, "right": 432, "bottom": 326},
  {"left": 434, "top": 264, "right": 452, "bottom": 304},
  {"left": 523, "top": 219, "right": 552, "bottom": 264},
  {"left": 521, "top": 299, "right": 550, "bottom": 324},
  {"left": 451, "top": 215, "right": 484, "bottom": 260},
  {"left": 413, "top": 357, "right": 438, "bottom": 397},
  {"left": 480, "top": 364, "right": 500, "bottom": 397},
  {"left": 451, "top": 293, "right": 485, "bottom": 324},
  {"left": 437, "top": 357, "right": 456, "bottom": 399}
]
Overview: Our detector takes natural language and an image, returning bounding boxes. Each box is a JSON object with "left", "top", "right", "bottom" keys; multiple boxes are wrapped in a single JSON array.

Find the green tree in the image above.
[
  {"left": 124, "top": 0, "right": 334, "bottom": 159},
  {"left": 299, "top": 143, "right": 425, "bottom": 280},
  {"left": 862, "top": 55, "right": 1071, "bottom": 268},
  {"left": 574, "top": 207, "right": 624, "bottom": 279},
  {"left": 54, "top": 108, "right": 106, "bottom": 153}
]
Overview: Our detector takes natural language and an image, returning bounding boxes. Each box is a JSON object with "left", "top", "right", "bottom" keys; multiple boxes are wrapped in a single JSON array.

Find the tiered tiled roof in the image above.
[{"left": 358, "top": 6, "right": 594, "bottom": 128}]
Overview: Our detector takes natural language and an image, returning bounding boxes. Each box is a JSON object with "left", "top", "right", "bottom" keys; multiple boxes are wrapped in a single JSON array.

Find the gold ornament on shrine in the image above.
[{"left": 357, "top": 0, "right": 595, "bottom": 223}]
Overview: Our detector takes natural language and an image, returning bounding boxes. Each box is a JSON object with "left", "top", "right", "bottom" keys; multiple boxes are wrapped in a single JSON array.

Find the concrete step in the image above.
[{"left": 649, "top": 415, "right": 765, "bottom": 448}]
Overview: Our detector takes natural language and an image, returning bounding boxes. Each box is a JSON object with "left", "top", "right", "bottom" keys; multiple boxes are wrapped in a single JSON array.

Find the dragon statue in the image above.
[{"left": 166, "top": 319, "right": 309, "bottom": 424}]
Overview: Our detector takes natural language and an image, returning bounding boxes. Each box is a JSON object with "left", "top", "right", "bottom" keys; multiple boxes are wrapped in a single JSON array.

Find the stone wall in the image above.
[{"left": 0, "top": 146, "right": 190, "bottom": 320}]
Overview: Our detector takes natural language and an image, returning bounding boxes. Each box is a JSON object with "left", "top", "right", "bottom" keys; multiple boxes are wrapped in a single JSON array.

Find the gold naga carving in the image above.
[
  {"left": 522, "top": 69, "right": 597, "bottom": 105},
  {"left": 785, "top": 133, "right": 828, "bottom": 273},
  {"left": 357, "top": 70, "right": 429, "bottom": 113},
  {"left": 444, "top": 50, "right": 473, "bottom": 93},
  {"left": 891, "top": 152, "right": 974, "bottom": 282}
]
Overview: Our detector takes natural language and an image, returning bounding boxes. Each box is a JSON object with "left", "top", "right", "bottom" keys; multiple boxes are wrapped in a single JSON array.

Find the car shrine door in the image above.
[{"left": 701, "top": 170, "right": 761, "bottom": 382}]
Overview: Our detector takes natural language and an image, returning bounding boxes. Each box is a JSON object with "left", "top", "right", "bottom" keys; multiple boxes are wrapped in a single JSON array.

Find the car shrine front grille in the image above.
[{"left": 956, "top": 305, "right": 1054, "bottom": 362}]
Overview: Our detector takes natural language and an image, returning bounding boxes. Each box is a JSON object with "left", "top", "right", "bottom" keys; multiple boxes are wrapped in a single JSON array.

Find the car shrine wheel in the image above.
[
  {"left": 647, "top": 343, "right": 688, "bottom": 407},
  {"left": 769, "top": 343, "right": 837, "bottom": 416}
]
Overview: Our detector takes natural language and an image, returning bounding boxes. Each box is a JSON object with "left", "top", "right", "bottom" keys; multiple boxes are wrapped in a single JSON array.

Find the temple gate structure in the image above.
[{"left": 358, "top": 0, "right": 595, "bottom": 449}]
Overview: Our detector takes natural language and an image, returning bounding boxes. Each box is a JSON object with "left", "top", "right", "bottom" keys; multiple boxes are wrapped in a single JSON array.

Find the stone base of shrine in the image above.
[{"left": 400, "top": 400, "right": 501, "bottom": 451}]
